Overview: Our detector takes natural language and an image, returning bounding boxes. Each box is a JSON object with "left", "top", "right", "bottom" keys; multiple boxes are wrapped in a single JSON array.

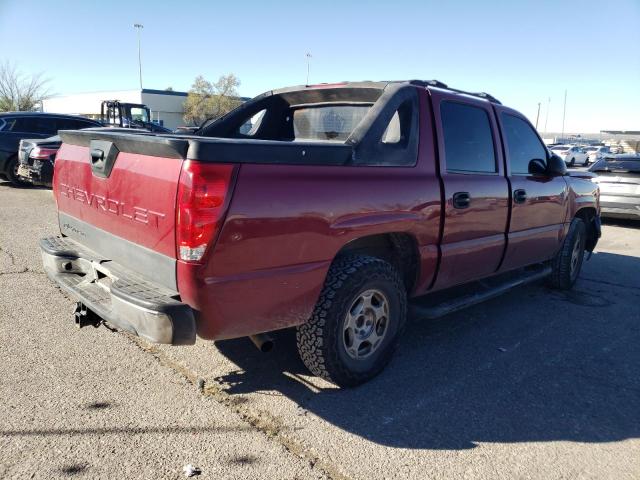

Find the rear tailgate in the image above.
[
  {"left": 54, "top": 131, "right": 189, "bottom": 290},
  {"left": 592, "top": 160, "right": 640, "bottom": 196}
]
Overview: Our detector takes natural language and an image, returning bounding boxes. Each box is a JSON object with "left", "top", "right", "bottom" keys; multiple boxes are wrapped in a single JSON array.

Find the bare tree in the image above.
[
  {"left": 183, "top": 74, "right": 241, "bottom": 126},
  {"left": 0, "top": 62, "right": 50, "bottom": 112}
]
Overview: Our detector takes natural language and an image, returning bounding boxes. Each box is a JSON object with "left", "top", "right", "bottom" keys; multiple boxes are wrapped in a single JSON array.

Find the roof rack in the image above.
[{"left": 409, "top": 79, "right": 502, "bottom": 105}]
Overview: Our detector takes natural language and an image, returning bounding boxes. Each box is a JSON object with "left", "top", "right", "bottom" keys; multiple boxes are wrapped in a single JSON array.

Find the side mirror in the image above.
[
  {"left": 546, "top": 153, "right": 567, "bottom": 176},
  {"left": 528, "top": 158, "right": 547, "bottom": 176}
]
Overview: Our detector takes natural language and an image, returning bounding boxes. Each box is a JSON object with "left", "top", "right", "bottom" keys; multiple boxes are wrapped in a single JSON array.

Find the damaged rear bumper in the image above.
[
  {"left": 17, "top": 160, "right": 53, "bottom": 187},
  {"left": 40, "top": 236, "right": 196, "bottom": 345}
]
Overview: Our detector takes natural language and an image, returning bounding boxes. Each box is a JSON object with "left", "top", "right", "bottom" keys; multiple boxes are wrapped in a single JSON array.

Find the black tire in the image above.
[
  {"left": 570, "top": 157, "right": 576, "bottom": 167},
  {"left": 296, "top": 255, "right": 407, "bottom": 387},
  {"left": 547, "top": 217, "right": 586, "bottom": 290},
  {"left": 5, "top": 155, "right": 27, "bottom": 186}
]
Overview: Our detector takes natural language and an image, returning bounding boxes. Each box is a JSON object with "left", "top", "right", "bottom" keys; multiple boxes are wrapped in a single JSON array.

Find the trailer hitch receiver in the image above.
[{"left": 74, "top": 302, "right": 102, "bottom": 328}]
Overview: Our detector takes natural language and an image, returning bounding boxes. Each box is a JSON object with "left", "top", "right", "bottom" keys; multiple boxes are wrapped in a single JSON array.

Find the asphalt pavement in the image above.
[{"left": 1, "top": 180, "right": 638, "bottom": 479}]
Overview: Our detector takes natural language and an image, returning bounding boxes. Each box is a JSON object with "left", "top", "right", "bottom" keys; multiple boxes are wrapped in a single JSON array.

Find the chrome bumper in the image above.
[{"left": 40, "top": 236, "right": 196, "bottom": 345}]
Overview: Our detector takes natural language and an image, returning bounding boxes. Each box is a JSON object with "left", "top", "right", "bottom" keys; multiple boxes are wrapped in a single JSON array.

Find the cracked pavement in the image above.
[{"left": 1, "top": 181, "right": 639, "bottom": 479}]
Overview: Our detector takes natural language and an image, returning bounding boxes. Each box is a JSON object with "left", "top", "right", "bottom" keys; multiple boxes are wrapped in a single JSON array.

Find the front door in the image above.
[
  {"left": 430, "top": 92, "right": 509, "bottom": 290},
  {"left": 496, "top": 107, "right": 569, "bottom": 271}
]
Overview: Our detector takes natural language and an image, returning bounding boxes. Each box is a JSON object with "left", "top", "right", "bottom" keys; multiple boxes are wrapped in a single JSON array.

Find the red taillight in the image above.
[
  {"left": 31, "top": 147, "right": 58, "bottom": 160},
  {"left": 176, "top": 161, "right": 235, "bottom": 262}
]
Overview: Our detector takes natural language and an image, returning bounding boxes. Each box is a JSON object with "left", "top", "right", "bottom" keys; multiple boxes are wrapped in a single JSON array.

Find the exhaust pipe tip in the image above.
[{"left": 249, "top": 333, "right": 274, "bottom": 353}]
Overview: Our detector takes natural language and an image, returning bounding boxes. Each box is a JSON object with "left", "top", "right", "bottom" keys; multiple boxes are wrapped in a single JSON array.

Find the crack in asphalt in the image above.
[
  {"left": 128, "top": 336, "right": 349, "bottom": 480},
  {"left": 582, "top": 277, "right": 640, "bottom": 292},
  {"left": 0, "top": 247, "right": 45, "bottom": 276},
  {"left": 0, "top": 246, "right": 17, "bottom": 266},
  {"left": 0, "top": 267, "right": 45, "bottom": 276}
]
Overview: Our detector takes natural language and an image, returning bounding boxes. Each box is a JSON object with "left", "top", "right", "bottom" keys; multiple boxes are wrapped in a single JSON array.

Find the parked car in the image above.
[
  {"left": 0, "top": 112, "right": 102, "bottom": 185},
  {"left": 584, "top": 145, "right": 611, "bottom": 163},
  {"left": 16, "top": 136, "right": 61, "bottom": 187},
  {"left": 40, "top": 80, "right": 600, "bottom": 387},
  {"left": 174, "top": 126, "right": 199, "bottom": 134},
  {"left": 589, "top": 154, "right": 640, "bottom": 220},
  {"left": 550, "top": 145, "right": 589, "bottom": 166}
]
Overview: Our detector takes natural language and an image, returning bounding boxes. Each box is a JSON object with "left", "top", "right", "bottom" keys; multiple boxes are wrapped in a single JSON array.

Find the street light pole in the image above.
[
  {"left": 535, "top": 102, "right": 541, "bottom": 129},
  {"left": 543, "top": 97, "right": 550, "bottom": 137},
  {"left": 305, "top": 52, "right": 312, "bottom": 85},
  {"left": 134, "top": 23, "right": 144, "bottom": 90},
  {"left": 561, "top": 89, "right": 567, "bottom": 142}
]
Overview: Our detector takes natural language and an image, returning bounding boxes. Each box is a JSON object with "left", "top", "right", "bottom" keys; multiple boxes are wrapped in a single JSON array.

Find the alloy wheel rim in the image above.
[
  {"left": 570, "top": 233, "right": 582, "bottom": 275},
  {"left": 342, "top": 289, "right": 389, "bottom": 360}
]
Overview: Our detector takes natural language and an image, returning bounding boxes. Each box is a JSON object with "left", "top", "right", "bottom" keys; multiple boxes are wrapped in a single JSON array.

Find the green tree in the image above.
[
  {"left": 183, "top": 74, "right": 241, "bottom": 126},
  {"left": 0, "top": 62, "right": 50, "bottom": 112}
]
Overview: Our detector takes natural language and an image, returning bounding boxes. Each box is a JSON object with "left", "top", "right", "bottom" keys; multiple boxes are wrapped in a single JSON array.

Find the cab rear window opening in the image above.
[
  {"left": 221, "top": 89, "right": 419, "bottom": 166},
  {"left": 292, "top": 105, "right": 371, "bottom": 142},
  {"left": 237, "top": 103, "right": 376, "bottom": 143}
]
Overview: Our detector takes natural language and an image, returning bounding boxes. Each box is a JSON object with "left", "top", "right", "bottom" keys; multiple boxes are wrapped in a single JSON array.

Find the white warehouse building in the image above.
[{"left": 42, "top": 89, "right": 188, "bottom": 130}]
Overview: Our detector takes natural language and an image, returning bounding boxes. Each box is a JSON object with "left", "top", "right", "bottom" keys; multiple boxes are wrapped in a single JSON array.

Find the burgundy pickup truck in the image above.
[{"left": 41, "top": 80, "right": 600, "bottom": 386}]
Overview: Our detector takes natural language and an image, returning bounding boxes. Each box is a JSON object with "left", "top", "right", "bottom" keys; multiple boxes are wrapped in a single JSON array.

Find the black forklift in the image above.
[{"left": 100, "top": 100, "right": 171, "bottom": 133}]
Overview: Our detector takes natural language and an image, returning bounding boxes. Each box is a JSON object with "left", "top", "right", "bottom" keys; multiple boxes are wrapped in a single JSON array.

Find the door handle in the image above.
[
  {"left": 513, "top": 189, "right": 527, "bottom": 204},
  {"left": 452, "top": 191, "right": 471, "bottom": 209}
]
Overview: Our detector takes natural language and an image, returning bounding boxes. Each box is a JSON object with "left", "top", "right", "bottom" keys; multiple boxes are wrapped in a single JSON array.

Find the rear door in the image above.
[
  {"left": 430, "top": 91, "right": 509, "bottom": 289},
  {"left": 496, "top": 108, "right": 569, "bottom": 271}
]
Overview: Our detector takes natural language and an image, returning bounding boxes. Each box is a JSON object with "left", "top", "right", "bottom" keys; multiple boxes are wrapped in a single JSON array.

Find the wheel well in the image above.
[
  {"left": 575, "top": 207, "right": 598, "bottom": 252},
  {"left": 335, "top": 233, "right": 420, "bottom": 293}
]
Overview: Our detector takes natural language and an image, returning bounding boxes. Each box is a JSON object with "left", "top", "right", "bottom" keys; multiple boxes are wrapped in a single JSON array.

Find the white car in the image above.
[
  {"left": 583, "top": 146, "right": 611, "bottom": 163},
  {"left": 550, "top": 145, "right": 589, "bottom": 167}
]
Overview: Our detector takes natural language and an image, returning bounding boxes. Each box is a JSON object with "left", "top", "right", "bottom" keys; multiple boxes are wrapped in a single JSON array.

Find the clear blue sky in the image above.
[{"left": 1, "top": 0, "right": 638, "bottom": 133}]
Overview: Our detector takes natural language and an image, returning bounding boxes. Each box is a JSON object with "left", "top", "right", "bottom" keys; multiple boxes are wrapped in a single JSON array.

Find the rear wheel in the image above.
[
  {"left": 583, "top": 157, "right": 590, "bottom": 166},
  {"left": 5, "top": 156, "right": 27, "bottom": 186},
  {"left": 569, "top": 157, "right": 576, "bottom": 167},
  {"left": 547, "top": 217, "right": 586, "bottom": 290},
  {"left": 296, "top": 255, "right": 406, "bottom": 387}
]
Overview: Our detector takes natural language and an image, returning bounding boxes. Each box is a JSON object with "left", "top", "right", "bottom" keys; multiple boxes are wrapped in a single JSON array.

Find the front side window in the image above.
[
  {"left": 77, "top": 119, "right": 99, "bottom": 129},
  {"left": 441, "top": 101, "right": 496, "bottom": 173},
  {"left": 501, "top": 113, "right": 547, "bottom": 175},
  {"left": 54, "top": 118, "right": 81, "bottom": 131}
]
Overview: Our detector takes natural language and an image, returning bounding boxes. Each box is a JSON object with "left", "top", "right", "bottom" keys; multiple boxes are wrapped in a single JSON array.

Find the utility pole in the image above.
[
  {"left": 305, "top": 52, "right": 312, "bottom": 85},
  {"left": 543, "top": 97, "right": 550, "bottom": 137},
  {"left": 561, "top": 89, "right": 567, "bottom": 142},
  {"left": 535, "top": 102, "right": 541, "bottom": 130},
  {"left": 134, "top": 23, "right": 144, "bottom": 90}
]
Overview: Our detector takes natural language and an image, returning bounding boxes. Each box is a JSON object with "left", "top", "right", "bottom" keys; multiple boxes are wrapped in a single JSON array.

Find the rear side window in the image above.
[
  {"left": 293, "top": 105, "right": 370, "bottom": 142},
  {"left": 4, "top": 116, "right": 57, "bottom": 135},
  {"left": 441, "top": 102, "right": 496, "bottom": 173},
  {"left": 238, "top": 109, "right": 266, "bottom": 136},
  {"left": 501, "top": 114, "right": 547, "bottom": 175}
]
